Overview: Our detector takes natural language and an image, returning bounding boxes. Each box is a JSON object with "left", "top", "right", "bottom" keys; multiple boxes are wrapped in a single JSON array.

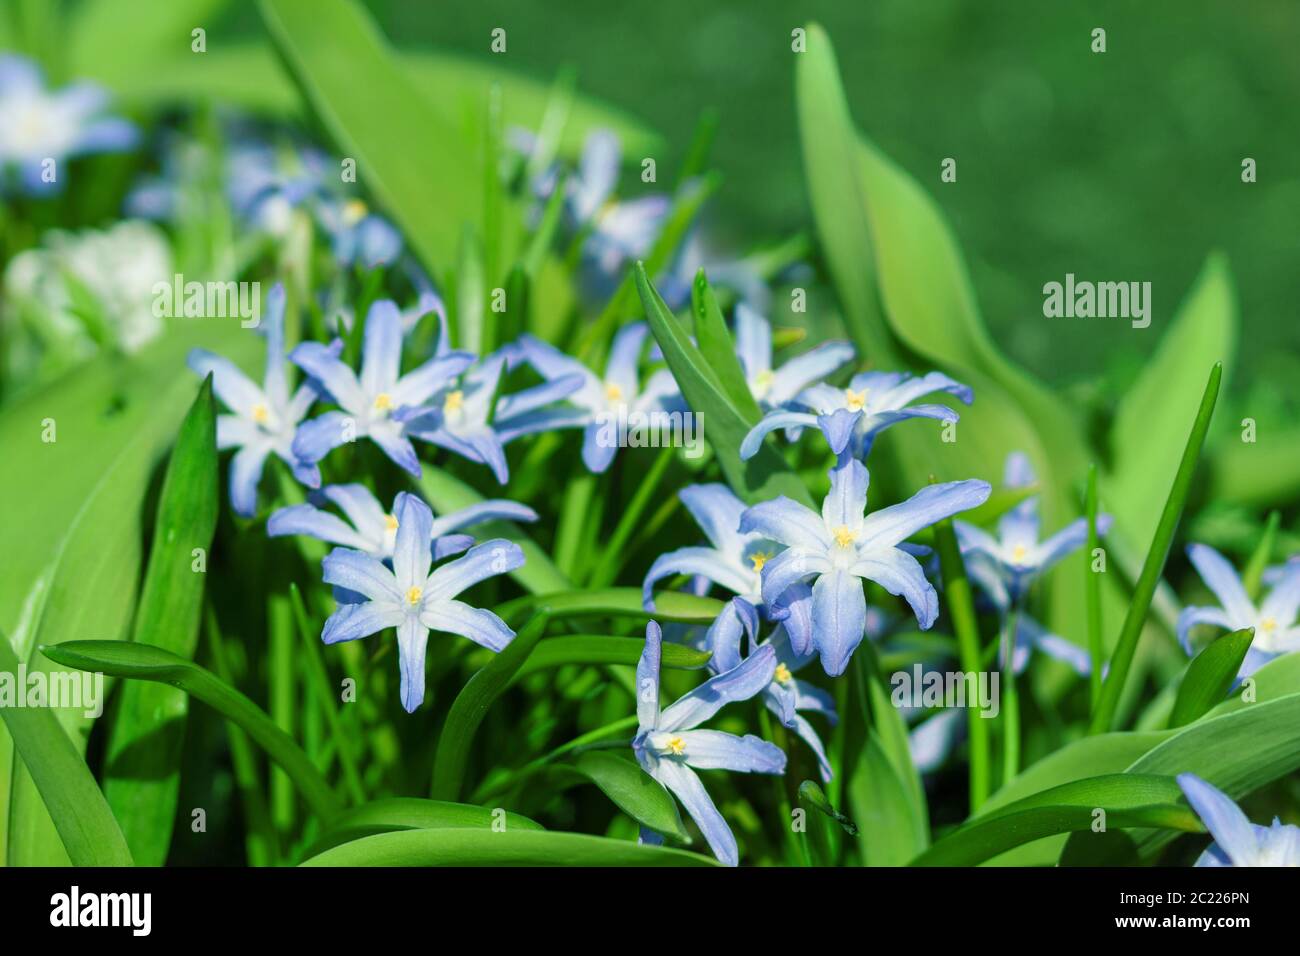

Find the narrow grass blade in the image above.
[
  {"left": 512, "top": 634, "right": 710, "bottom": 682},
  {"left": 431, "top": 614, "right": 549, "bottom": 802},
  {"left": 103, "top": 375, "right": 219, "bottom": 866},
  {"left": 40, "top": 640, "right": 340, "bottom": 822},
  {"left": 1242, "top": 510, "right": 1281, "bottom": 600},
  {"left": 303, "top": 797, "right": 542, "bottom": 860},
  {"left": 1091, "top": 362, "right": 1223, "bottom": 734},
  {"left": 0, "top": 630, "right": 133, "bottom": 867}
]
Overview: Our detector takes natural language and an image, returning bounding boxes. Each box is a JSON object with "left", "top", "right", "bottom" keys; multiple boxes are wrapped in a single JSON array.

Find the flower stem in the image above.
[
  {"left": 589, "top": 447, "right": 675, "bottom": 588},
  {"left": 1000, "top": 606, "right": 1021, "bottom": 788},
  {"left": 1085, "top": 463, "right": 1104, "bottom": 710}
]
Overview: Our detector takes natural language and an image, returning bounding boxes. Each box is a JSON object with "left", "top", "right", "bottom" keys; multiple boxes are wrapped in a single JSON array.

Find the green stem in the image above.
[
  {"left": 1085, "top": 464, "right": 1104, "bottom": 710},
  {"left": 932, "top": 517, "right": 991, "bottom": 811},
  {"left": 1000, "top": 606, "right": 1021, "bottom": 788},
  {"left": 589, "top": 448, "right": 676, "bottom": 588},
  {"left": 1091, "top": 363, "right": 1222, "bottom": 734},
  {"left": 554, "top": 474, "right": 597, "bottom": 578},
  {"left": 470, "top": 715, "right": 640, "bottom": 803}
]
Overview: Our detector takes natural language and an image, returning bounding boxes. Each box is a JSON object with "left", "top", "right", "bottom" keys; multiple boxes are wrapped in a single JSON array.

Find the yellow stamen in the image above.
[
  {"left": 750, "top": 553, "right": 770, "bottom": 573},
  {"left": 604, "top": 382, "right": 624, "bottom": 402},
  {"left": 774, "top": 663, "right": 793, "bottom": 684},
  {"left": 844, "top": 388, "right": 868, "bottom": 412},
  {"left": 384, "top": 513, "right": 399, "bottom": 533},
  {"left": 251, "top": 403, "right": 269, "bottom": 424},
  {"left": 405, "top": 586, "right": 423, "bottom": 606},
  {"left": 373, "top": 392, "right": 393, "bottom": 411},
  {"left": 1011, "top": 543, "right": 1029, "bottom": 564},
  {"left": 444, "top": 390, "right": 464, "bottom": 412},
  {"left": 1260, "top": 617, "right": 1277, "bottom": 633},
  {"left": 832, "top": 525, "right": 856, "bottom": 548},
  {"left": 666, "top": 736, "right": 686, "bottom": 756}
]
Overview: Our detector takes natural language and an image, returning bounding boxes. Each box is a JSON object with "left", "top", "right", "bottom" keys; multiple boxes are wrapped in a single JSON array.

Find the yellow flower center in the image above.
[
  {"left": 832, "top": 525, "right": 857, "bottom": 548},
  {"left": 750, "top": 553, "right": 770, "bottom": 573},
  {"left": 774, "top": 663, "right": 793, "bottom": 684},
  {"left": 1011, "top": 543, "right": 1029, "bottom": 564},
  {"left": 251, "top": 403, "right": 269, "bottom": 424},
  {"left": 604, "top": 382, "right": 624, "bottom": 402},
  {"left": 384, "top": 513, "right": 399, "bottom": 533},
  {"left": 343, "top": 199, "right": 369, "bottom": 225},
  {"left": 1260, "top": 617, "right": 1277, "bottom": 633},
  {"left": 405, "top": 586, "right": 423, "bottom": 607},
  {"left": 666, "top": 736, "right": 686, "bottom": 756},
  {"left": 444, "top": 390, "right": 464, "bottom": 412},
  {"left": 373, "top": 392, "right": 393, "bottom": 411},
  {"left": 844, "top": 388, "right": 868, "bottom": 412},
  {"left": 754, "top": 370, "right": 775, "bottom": 395}
]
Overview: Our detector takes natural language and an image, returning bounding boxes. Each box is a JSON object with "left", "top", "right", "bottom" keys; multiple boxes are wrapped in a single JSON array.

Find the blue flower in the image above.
[
  {"left": 187, "top": 283, "right": 320, "bottom": 517},
  {"left": 707, "top": 599, "right": 837, "bottom": 782},
  {"left": 314, "top": 195, "right": 403, "bottom": 269},
  {"left": 289, "top": 299, "right": 474, "bottom": 477},
  {"left": 956, "top": 452, "right": 1111, "bottom": 606},
  {"left": 632, "top": 620, "right": 785, "bottom": 866},
  {"left": 740, "top": 459, "right": 991, "bottom": 676},
  {"left": 1177, "top": 773, "right": 1300, "bottom": 867},
  {"left": 513, "top": 322, "right": 682, "bottom": 473},
  {"left": 1177, "top": 543, "right": 1300, "bottom": 679},
  {"left": 955, "top": 452, "right": 1111, "bottom": 675},
  {"left": 740, "top": 369, "right": 972, "bottom": 462},
  {"left": 0, "top": 56, "right": 137, "bottom": 195},
  {"left": 655, "top": 232, "right": 771, "bottom": 313},
  {"left": 320, "top": 493, "right": 524, "bottom": 712},
  {"left": 268, "top": 483, "right": 537, "bottom": 562},
  {"left": 394, "top": 351, "right": 585, "bottom": 483},
  {"left": 732, "top": 303, "right": 853, "bottom": 410},
  {"left": 226, "top": 140, "right": 329, "bottom": 235}
]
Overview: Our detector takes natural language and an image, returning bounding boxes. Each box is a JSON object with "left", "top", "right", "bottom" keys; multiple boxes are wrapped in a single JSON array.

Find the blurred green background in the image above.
[{"left": 322, "top": 0, "right": 1299, "bottom": 396}]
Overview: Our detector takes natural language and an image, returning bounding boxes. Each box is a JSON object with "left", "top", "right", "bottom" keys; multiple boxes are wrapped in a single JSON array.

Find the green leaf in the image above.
[
  {"left": 512, "top": 634, "right": 710, "bottom": 682},
  {"left": 1109, "top": 254, "right": 1237, "bottom": 554},
  {"left": 415, "top": 465, "right": 570, "bottom": 595},
  {"left": 1242, "top": 511, "right": 1281, "bottom": 601},
  {"left": 68, "top": 0, "right": 226, "bottom": 89},
  {"left": 1058, "top": 829, "right": 1140, "bottom": 866},
  {"left": 1091, "top": 363, "right": 1223, "bottom": 733},
  {"left": 0, "top": 630, "right": 132, "bottom": 867},
  {"left": 300, "top": 828, "right": 719, "bottom": 866},
  {"left": 911, "top": 774, "right": 1201, "bottom": 867},
  {"left": 565, "top": 751, "right": 689, "bottom": 843},
  {"left": 39, "top": 640, "right": 340, "bottom": 822},
  {"left": 258, "top": 0, "right": 481, "bottom": 275},
  {"left": 495, "top": 587, "right": 723, "bottom": 627},
  {"left": 847, "top": 737, "right": 924, "bottom": 866},
  {"left": 634, "top": 262, "right": 813, "bottom": 507},
  {"left": 431, "top": 615, "right": 548, "bottom": 802},
  {"left": 303, "top": 797, "right": 542, "bottom": 859},
  {"left": 102, "top": 377, "right": 219, "bottom": 866},
  {"left": 1168, "top": 628, "right": 1254, "bottom": 728},
  {"left": 690, "top": 270, "right": 762, "bottom": 420}
]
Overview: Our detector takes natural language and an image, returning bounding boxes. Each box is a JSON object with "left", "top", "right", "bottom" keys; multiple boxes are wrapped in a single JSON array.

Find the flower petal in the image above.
[
  {"left": 636, "top": 621, "right": 662, "bottom": 731},
  {"left": 659, "top": 645, "right": 776, "bottom": 732},
  {"left": 396, "top": 617, "right": 431, "bottom": 712},
  {"left": 811, "top": 569, "right": 867, "bottom": 677},
  {"left": 420, "top": 600, "right": 515, "bottom": 652},
  {"left": 858, "top": 479, "right": 992, "bottom": 549},
  {"left": 822, "top": 458, "right": 868, "bottom": 533},
  {"left": 653, "top": 760, "right": 737, "bottom": 866},
  {"left": 642, "top": 547, "right": 752, "bottom": 610},
  {"left": 322, "top": 548, "right": 401, "bottom": 604},
  {"left": 267, "top": 503, "right": 372, "bottom": 551},
  {"left": 322, "top": 601, "right": 403, "bottom": 644},
  {"left": 423, "top": 539, "right": 525, "bottom": 602},
  {"left": 188, "top": 348, "right": 266, "bottom": 419},
  {"left": 228, "top": 442, "right": 272, "bottom": 518},
  {"left": 289, "top": 340, "right": 364, "bottom": 411},
  {"left": 1187, "top": 543, "right": 1255, "bottom": 625},
  {"left": 679, "top": 729, "right": 786, "bottom": 774},
  {"left": 851, "top": 548, "right": 939, "bottom": 630},
  {"left": 679, "top": 483, "right": 748, "bottom": 552},
  {"left": 427, "top": 500, "right": 539, "bottom": 539},
  {"left": 739, "top": 409, "right": 819, "bottom": 460},
  {"left": 1177, "top": 773, "right": 1259, "bottom": 867},
  {"left": 392, "top": 492, "right": 433, "bottom": 593},
  {"left": 739, "top": 496, "right": 831, "bottom": 551}
]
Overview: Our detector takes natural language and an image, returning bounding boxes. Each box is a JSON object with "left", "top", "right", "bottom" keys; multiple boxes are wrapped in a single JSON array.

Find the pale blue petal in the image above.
[
  {"left": 653, "top": 760, "right": 737, "bottom": 866},
  {"left": 858, "top": 480, "right": 992, "bottom": 549},
  {"left": 322, "top": 547, "right": 401, "bottom": 603},
  {"left": 228, "top": 442, "right": 272, "bottom": 518},
  {"left": 581, "top": 422, "right": 619, "bottom": 473},
  {"left": 433, "top": 534, "right": 475, "bottom": 560},
  {"left": 660, "top": 645, "right": 776, "bottom": 732},
  {"left": 1176, "top": 605, "right": 1234, "bottom": 656},
  {"left": 740, "top": 409, "right": 819, "bottom": 459},
  {"left": 705, "top": 600, "right": 753, "bottom": 673},
  {"left": 427, "top": 500, "right": 538, "bottom": 539},
  {"left": 604, "top": 321, "right": 649, "bottom": 395},
  {"left": 679, "top": 484, "right": 748, "bottom": 552},
  {"left": 733, "top": 302, "right": 771, "bottom": 379},
  {"left": 851, "top": 548, "right": 939, "bottom": 630},
  {"left": 739, "top": 496, "right": 831, "bottom": 551},
  {"left": 267, "top": 503, "right": 371, "bottom": 550},
  {"left": 420, "top": 600, "right": 515, "bottom": 652},
  {"left": 811, "top": 569, "right": 867, "bottom": 676},
  {"left": 679, "top": 729, "right": 785, "bottom": 774},
  {"left": 1187, "top": 544, "right": 1255, "bottom": 624},
  {"left": 1177, "top": 773, "right": 1259, "bottom": 867},
  {"left": 322, "top": 601, "right": 403, "bottom": 644},
  {"left": 369, "top": 421, "right": 422, "bottom": 477},
  {"left": 322, "top": 484, "right": 388, "bottom": 540},
  {"left": 360, "top": 300, "right": 404, "bottom": 396},
  {"left": 643, "top": 547, "right": 752, "bottom": 609},
  {"left": 767, "top": 341, "right": 854, "bottom": 406},
  {"left": 289, "top": 340, "right": 364, "bottom": 411},
  {"left": 423, "top": 539, "right": 524, "bottom": 602},
  {"left": 759, "top": 547, "right": 828, "bottom": 608},
  {"left": 637, "top": 621, "right": 663, "bottom": 731},
  {"left": 822, "top": 458, "right": 868, "bottom": 531},
  {"left": 392, "top": 492, "right": 433, "bottom": 593},
  {"left": 396, "top": 618, "right": 430, "bottom": 712},
  {"left": 188, "top": 348, "right": 266, "bottom": 419},
  {"left": 292, "top": 411, "right": 354, "bottom": 464},
  {"left": 817, "top": 408, "right": 863, "bottom": 456}
]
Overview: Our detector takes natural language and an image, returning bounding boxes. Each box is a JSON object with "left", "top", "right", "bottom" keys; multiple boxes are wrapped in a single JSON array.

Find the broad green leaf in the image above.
[
  {"left": 635, "top": 263, "right": 813, "bottom": 507},
  {"left": 103, "top": 377, "right": 219, "bottom": 866},
  {"left": 40, "top": 640, "right": 340, "bottom": 822},
  {"left": 258, "top": 0, "right": 481, "bottom": 275},
  {"left": 1109, "top": 255, "right": 1237, "bottom": 552},
  {"left": 303, "top": 797, "right": 542, "bottom": 859},
  {"left": 565, "top": 751, "right": 689, "bottom": 843},
  {"left": 0, "top": 630, "right": 132, "bottom": 867},
  {"left": 865, "top": 661, "right": 927, "bottom": 840},
  {"left": 1208, "top": 651, "right": 1300, "bottom": 719},
  {"left": 301, "top": 828, "right": 718, "bottom": 866},
  {"left": 431, "top": 615, "right": 548, "bottom": 801},
  {"left": 512, "top": 634, "right": 710, "bottom": 682},
  {"left": 1127, "top": 692, "right": 1300, "bottom": 858},
  {"left": 416, "top": 465, "right": 570, "bottom": 595},
  {"left": 848, "top": 736, "right": 925, "bottom": 866},
  {"left": 1091, "top": 363, "right": 1222, "bottom": 733},
  {"left": 1059, "top": 829, "right": 1140, "bottom": 866},
  {"left": 68, "top": 0, "right": 226, "bottom": 89},
  {"left": 1168, "top": 628, "right": 1254, "bottom": 728},
  {"left": 911, "top": 774, "right": 1200, "bottom": 867}
]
